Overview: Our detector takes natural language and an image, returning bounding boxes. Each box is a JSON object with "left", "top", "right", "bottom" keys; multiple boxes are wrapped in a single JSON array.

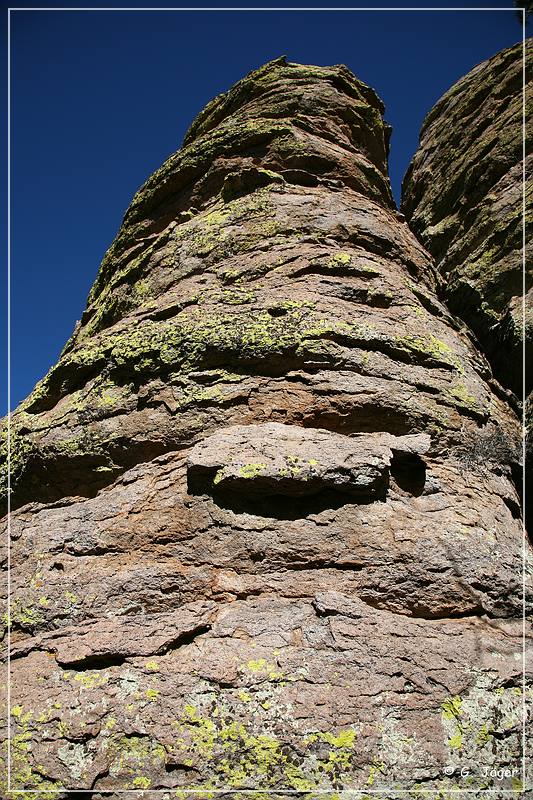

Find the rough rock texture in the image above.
[
  {"left": 1, "top": 57, "right": 531, "bottom": 798},
  {"left": 402, "top": 41, "right": 531, "bottom": 398},
  {"left": 402, "top": 41, "right": 532, "bottom": 531},
  {"left": 187, "top": 423, "right": 432, "bottom": 500}
]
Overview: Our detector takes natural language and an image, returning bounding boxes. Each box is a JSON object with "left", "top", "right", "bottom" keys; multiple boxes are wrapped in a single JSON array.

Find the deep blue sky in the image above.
[{"left": 3, "top": 2, "right": 528, "bottom": 414}]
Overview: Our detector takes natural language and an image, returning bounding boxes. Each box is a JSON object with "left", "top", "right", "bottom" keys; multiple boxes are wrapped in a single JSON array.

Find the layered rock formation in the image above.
[
  {"left": 1, "top": 56, "right": 530, "bottom": 798},
  {"left": 402, "top": 41, "right": 532, "bottom": 528},
  {"left": 403, "top": 41, "right": 531, "bottom": 396}
]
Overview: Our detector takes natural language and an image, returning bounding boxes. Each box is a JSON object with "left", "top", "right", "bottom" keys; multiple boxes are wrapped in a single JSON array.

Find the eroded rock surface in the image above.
[
  {"left": 187, "top": 423, "right": 432, "bottom": 500},
  {"left": 1, "top": 56, "right": 530, "bottom": 798},
  {"left": 402, "top": 41, "right": 532, "bottom": 535},
  {"left": 402, "top": 41, "right": 532, "bottom": 398}
]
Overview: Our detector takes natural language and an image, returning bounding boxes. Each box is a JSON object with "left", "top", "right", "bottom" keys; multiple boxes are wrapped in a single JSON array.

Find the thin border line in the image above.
[
  {"left": 521, "top": 7, "right": 528, "bottom": 791},
  {"left": 6, "top": 4, "right": 11, "bottom": 792},
  {"left": 5, "top": 6, "right": 525, "bottom": 11},
  {"left": 6, "top": 4, "right": 528, "bottom": 795}
]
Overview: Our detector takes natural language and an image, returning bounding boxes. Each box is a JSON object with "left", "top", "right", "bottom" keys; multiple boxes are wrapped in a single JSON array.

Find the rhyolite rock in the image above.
[
  {"left": 1, "top": 56, "right": 530, "bottom": 799},
  {"left": 402, "top": 41, "right": 532, "bottom": 398},
  {"left": 402, "top": 40, "right": 533, "bottom": 533},
  {"left": 187, "top": 423, "right": 431, "bottom": 501}
]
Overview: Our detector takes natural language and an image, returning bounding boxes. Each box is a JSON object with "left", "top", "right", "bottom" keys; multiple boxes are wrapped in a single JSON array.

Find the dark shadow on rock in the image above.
[
  {"left": 188, "top": 479, "right": 386, "bottom": 520},
  {"left": 390, "top": 449, "right": 426, "bottom": 497}
]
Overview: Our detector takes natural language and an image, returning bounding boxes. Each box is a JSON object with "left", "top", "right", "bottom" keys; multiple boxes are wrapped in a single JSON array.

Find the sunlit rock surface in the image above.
[
  {"left": 403, "top": 40, "right": 532, "bottom": 533},
  {"left": 1, "top": 55, "right": 530, "bottom": 798},
  {"left": 403, "top": 41, "right": 532, "bottom": 398}
]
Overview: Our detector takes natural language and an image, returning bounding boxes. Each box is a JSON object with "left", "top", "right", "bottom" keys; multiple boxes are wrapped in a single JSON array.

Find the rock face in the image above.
[
  {"left": 402, "top": 41, "right": 532, "bottom": 531},
  {"left": 187, "top": 423, "right": 431, "bottom": 501},
  {"left": 402, "top": 41, "right": 532, "bottom": 399},
  {"left": 1, "top": 57, "right": 530, "bottom": 798}
]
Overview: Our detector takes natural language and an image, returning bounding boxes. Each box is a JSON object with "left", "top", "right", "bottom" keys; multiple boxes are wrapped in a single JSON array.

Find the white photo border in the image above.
[{"left": 5, "top": 4, "right": 529, "bottom": 794}]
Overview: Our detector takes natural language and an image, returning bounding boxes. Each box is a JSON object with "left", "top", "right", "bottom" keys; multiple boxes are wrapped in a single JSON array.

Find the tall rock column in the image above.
[
  {"left": 1, "top": 58, "right": 529, "bottom": 797},
  {"left": 402, "top": 40, "right": 532, "bottom": 529}
]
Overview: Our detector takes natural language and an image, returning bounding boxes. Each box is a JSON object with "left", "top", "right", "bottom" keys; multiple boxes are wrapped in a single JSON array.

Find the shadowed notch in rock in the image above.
[
  {"left": 390, "top": 449, "right": 427, "bottom": 496},
  {"left": 62, "top": 653, "right": 128, "bottom": 671}
]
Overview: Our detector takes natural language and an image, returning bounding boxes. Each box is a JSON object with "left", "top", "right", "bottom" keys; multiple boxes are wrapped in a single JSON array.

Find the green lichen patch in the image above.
[
  {"left": 440, "top": 679, "right": 524, "bottom": 775},
  {"left": 393, "top": 333, "right": 463, "bottom": 371},
  {"left": 446, "top": 382, "right": 481, "bottom": 414},
  {"left": 238, "top": 463, "right": 267, "bottom": 479},
  {"left": 2, "top": 569, "right": 51, "bottom": 634},
  {"left": 329, "top": 252, "right": 351, "bottom": 267},
  {"left": 71, "top": 672, "right": 109, "bottom": 691},
  {"left": 0, "top": 418, "right": 36, "bottom": 506},
  {"left": 105, "top": 733, "right": 167, "bottom": 790},
  {"left": 1, "top": 705, "right": 65, "bottom": 798},
  {"left": 172, "top": 697, "right": 358, "bottom": 791}
]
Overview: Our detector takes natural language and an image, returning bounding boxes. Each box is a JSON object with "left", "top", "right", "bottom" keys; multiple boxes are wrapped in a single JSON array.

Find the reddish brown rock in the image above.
[
  {"left": 1, "top": 57, "right": 530, "bottom": 798},
  {"left": 187, "top": 423, "right": 429, "bottom": 499},
  {"left": 402, "top": 41, "right": 532, "bottom": 534},
  {"left": 402, "top": 41, "right": 532, "bottom": 399}
]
